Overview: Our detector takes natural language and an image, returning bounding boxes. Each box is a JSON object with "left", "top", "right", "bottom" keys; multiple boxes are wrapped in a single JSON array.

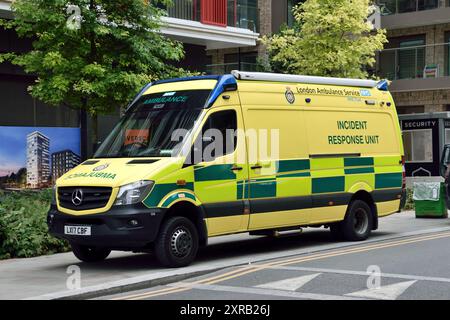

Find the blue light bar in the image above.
[
  {"left": 377, "top": 80, "right": 389, "bottom": 91},
  {"left": 205, "top": 75, "right": 238, "bottom": 108}
]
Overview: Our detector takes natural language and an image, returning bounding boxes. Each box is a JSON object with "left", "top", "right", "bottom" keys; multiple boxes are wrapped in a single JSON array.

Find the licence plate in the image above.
[{"left": 64, "top": 225, "right": 91, "bottom": 236}]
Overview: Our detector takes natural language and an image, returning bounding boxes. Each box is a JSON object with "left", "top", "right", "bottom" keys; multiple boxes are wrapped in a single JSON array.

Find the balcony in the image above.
[
  {"left": 377, "top": 0, "right": 450, "bottom": 29},
  {"left": 377, "top": 0, "right": 440, "bottom": 15},
  {"left": 167, "top": 0, "right": 258, "bottom": 32},
  {"left": 378, "top": 42, "right": 450, "bottom": 91},
  {"left": 162, "top": 0, "right": 259, "bottom": 49},
  {"left": 0, "top": 0, "right": 259, "bottom": 50}
]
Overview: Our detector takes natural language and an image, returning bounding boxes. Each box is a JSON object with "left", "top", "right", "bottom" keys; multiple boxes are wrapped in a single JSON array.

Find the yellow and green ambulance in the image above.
[{"left": 47, "top": 71, "right": 405, "bottom": 267}]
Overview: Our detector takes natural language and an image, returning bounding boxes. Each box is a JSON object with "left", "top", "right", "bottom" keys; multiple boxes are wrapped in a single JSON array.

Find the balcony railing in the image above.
[
  {"left": 167, "top": 0, "right": 200, "bottom": 21},
  {"left": 376, "top": 0, "right": 443, "bottom": 15},
  {"left": 378, "top": 43, "right": 450, "bottom": 80},
  {"left": 166, "top": 0, "right": 258, "bottom": 32},
  {"left": 234, "top": 4, "right": 258, "bottom": 33},
  {"left": 205, "top": 62, "right": 258, "bottom": 75}
]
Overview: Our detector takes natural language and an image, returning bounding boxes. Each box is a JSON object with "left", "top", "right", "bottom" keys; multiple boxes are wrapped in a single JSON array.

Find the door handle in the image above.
[
  {"left": 251, "top": 164, "right": 262, "bottom": 170},
  {"left": 231, "top": 165, "right": 243, "bottom": 171}
]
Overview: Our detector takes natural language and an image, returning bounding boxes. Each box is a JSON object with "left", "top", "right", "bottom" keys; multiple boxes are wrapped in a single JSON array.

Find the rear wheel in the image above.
[
  {"left": 154, "top": 216, "right": 199, "bottom": 268},
  {"left": 330, "top": 200, "right": 373, "bottom": 241},
  {"left": 329, "top": 223, "right": 343, "bottom": 240},
  {"left": 70, "top": 243, "right": 111, "bottom": 262}
]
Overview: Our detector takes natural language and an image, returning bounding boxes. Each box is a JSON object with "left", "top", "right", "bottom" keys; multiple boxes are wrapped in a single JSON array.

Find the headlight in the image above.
[{"left": 114, "top": 180, "right": 154, "bottom": 206}]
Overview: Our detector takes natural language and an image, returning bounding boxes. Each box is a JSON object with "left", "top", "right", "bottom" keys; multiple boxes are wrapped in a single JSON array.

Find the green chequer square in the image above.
[{"left": 312, "top": 176, "right": 345, "bottom": 194}]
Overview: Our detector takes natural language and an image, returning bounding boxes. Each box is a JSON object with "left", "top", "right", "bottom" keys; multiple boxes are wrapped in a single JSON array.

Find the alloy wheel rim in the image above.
[{"left": 170, "top": 227, "right": 192, "bottom": 258}]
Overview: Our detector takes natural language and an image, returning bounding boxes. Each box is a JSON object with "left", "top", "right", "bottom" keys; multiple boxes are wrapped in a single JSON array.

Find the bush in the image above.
[
  {"left": 403, "top": 188, "right": 415, "bottom": 211},
  {"left": 0, "top": 189, "right": 70, "bottom": 259}
]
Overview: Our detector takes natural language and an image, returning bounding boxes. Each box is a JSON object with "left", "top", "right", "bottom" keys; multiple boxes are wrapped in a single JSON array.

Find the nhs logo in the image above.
[{"left": 360, "top": 90, "right": 371, "bottom": 97}]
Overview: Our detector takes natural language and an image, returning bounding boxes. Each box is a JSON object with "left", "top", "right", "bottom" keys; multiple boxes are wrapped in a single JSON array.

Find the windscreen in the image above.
[{"left": 94, "top": 89, "right": 211, "bottom": 158}]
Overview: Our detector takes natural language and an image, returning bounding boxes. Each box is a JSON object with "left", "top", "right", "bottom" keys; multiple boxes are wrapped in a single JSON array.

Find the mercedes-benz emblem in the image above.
[
  {"left": 71, "top": 189, "right": 83, "bottom": 206},
  {"left": 93, "top": 163, "right": 109, "bottom": 172}
]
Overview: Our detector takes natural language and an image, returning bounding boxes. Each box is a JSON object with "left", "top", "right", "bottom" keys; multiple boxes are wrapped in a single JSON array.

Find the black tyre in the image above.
[
  {"left": 154, "top": 216, "right": 199, "bottom": 268},
  {"left": 329, "top": 223, "right": 343, "bottom": 240},
  {"left": 70, "top": 243, "right": 111, "bottom": 262},
  {"left": 340, "top": 200, "right": 373, "bottom": 241}
]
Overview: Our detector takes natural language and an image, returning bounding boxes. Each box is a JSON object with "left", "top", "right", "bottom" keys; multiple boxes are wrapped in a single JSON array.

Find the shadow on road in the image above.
[
  {"left": 53, "top": 228, "right": 397, "bottom": 272},
  {"left": 197, "top": 229, "right": 394, "bottom": 262}
]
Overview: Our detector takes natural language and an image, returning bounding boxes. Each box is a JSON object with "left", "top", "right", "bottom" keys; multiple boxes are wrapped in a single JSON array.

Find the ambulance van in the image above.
[{"left": 47, "top": 71, "right": 405, "bottom": 267}]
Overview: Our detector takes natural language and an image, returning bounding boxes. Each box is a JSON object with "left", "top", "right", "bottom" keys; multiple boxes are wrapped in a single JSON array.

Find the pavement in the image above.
[{"left": 0, "top": 210, "right": 449, "bottom": 300}]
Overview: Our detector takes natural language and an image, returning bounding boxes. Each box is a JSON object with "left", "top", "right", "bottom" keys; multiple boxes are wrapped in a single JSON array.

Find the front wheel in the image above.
[
  {"left": 331, "top": 200, "right": 373, "bottom": 241},
  {"left": 70, "top": 243, "right": 111, "bottom": 262},
  {"left": 154, "top": 216, "right": 199, "bottom": 268}
]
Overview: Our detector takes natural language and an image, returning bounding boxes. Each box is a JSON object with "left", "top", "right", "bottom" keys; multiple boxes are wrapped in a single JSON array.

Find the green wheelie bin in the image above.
[{"left": 413, "top": 182, "right": 448, "bottom": 218}]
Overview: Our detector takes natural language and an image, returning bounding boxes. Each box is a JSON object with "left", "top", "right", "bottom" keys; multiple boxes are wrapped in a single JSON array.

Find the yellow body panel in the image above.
[
  {"left": 377, "top": 199, "right": 402, "bottom": 217},
  {"left": 247, "top": 209, "right": 311, "bottom": 230},
  {"left": 308, "top": 205, "right": 347, "bottom": 225}
]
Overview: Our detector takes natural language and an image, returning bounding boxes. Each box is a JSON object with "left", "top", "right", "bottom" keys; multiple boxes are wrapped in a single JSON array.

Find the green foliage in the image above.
[
  {"left": 0, "top": 190, "right": 69, "bottom": 259},
  {"left": 262, "top": 0, "right": 388, "bottom": 78},
  {"left": 403, "top": 188, "right": 415, "bottom": 211},
  {"left": 0, "top": 0, "right": 190, "bottom": 116}
]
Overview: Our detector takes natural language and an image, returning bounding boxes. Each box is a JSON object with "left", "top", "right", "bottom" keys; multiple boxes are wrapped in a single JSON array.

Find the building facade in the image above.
[
  {"left": 51, "top": 149, "right": 81, "bottom": 184},
  {"left": 375, "top": 0, "right": 450, "bottom": 177},
  {"left": 377, "top": 0, "right": 450, "bottom": 115},
  {"left": 26, "top": 131, "right": 50, "bottom": 188}
]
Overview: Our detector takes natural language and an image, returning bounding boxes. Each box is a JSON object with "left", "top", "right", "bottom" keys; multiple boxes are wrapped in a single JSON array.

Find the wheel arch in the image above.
[{"left": 162, "top": 201, "right": 208, "bottom": 246}]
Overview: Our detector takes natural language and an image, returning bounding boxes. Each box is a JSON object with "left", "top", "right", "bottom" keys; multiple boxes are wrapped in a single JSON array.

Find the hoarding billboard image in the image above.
[{"left": 0, "top": 126, "right": 81, "bottom": 190}]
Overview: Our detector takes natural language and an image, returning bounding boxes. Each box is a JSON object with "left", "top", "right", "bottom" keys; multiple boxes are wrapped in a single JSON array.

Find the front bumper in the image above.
[{"left": 47, "top": 204, "right": 166, "bottom": 250}]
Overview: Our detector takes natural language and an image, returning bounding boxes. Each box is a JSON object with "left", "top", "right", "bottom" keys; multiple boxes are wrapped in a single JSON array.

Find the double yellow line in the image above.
[{"left": 113, "top": 231, "right": 450, "bottom": 300}]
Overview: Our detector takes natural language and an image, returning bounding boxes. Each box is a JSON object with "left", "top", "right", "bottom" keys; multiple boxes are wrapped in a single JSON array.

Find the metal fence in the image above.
[
  {"left": 378, "top": 43, "right": 450, "bottom": 80},
  {"left": 376, "top": 0, "right": 441, "bottom": 15}
]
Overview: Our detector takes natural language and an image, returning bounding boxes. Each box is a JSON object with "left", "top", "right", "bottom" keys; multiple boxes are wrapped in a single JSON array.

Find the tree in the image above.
[
  {"left": 0, "top": 0, "right": 189, "bottom": 147},
  {"left": 262, "top": 0, "right": 387, "bottom": 78}
]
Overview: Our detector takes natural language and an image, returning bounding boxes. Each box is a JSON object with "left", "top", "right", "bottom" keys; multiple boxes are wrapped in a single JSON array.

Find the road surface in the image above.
[{"left": 104, "top": 227, "right": 450, "bottom": 300}]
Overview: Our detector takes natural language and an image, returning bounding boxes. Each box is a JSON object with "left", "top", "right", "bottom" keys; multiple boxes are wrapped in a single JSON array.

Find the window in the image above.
[
  {"left": 379, "top": 0, "right": 439, "bottom": 14},
  {"left": 223, "top": 52, "right": 258, "bottom": 73},
  {"left": 95, "top": 90, "right": 211, "bottom": 158},
  {"left": 227, "top": 0, "right": 258, "bottom": 31},
  {"left": 200, "top": 110, "right": 237, "bottom": 161},
  {"left": 379, "top": 35, "right": 426, "bottom": 80},
  {"left": 403, "top": 129, "right": 433, "bottom": 163}
]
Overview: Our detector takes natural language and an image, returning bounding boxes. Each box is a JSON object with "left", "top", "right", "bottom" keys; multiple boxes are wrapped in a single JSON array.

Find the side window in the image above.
[{"left": 201, "top": 110, "right": 237, "bottom": 162}]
